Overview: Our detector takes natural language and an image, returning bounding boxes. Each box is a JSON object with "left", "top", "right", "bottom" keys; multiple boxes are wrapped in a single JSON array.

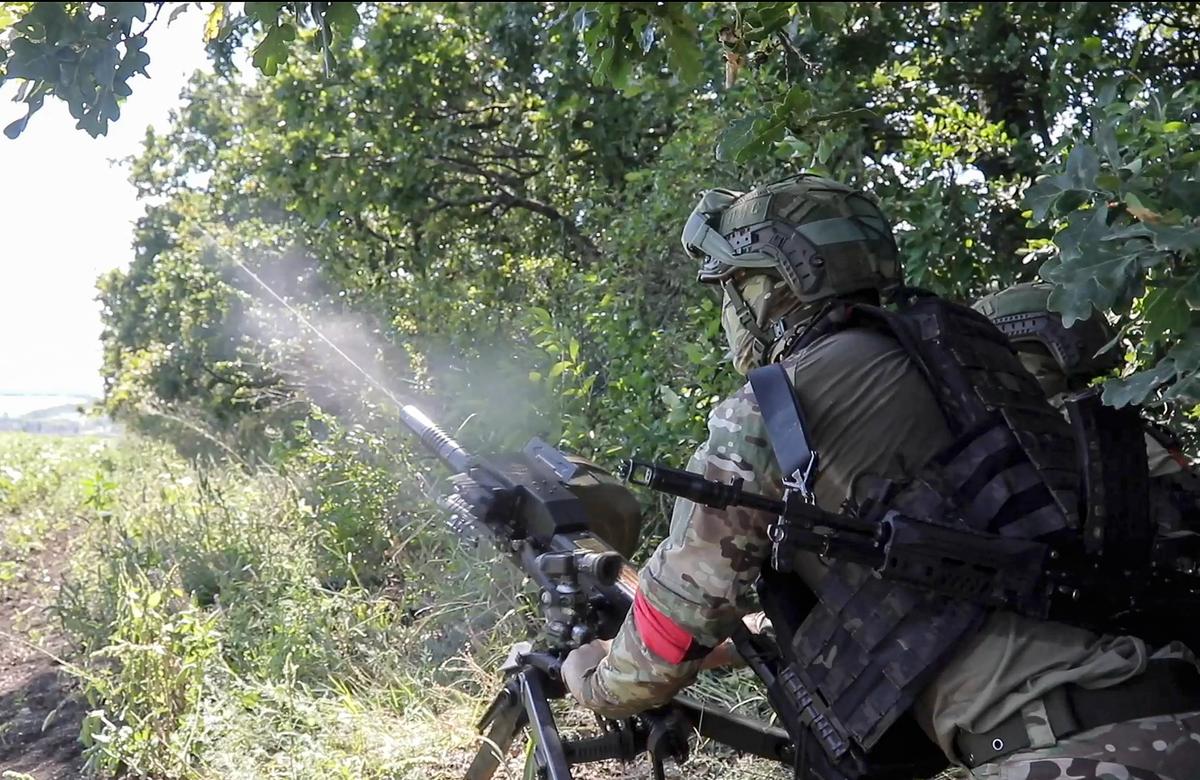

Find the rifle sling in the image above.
[{"left": 748, "top": 364, "right": 817, "bottom": 494}]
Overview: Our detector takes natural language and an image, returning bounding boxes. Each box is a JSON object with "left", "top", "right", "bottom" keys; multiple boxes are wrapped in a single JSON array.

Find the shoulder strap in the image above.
[{"left": 748, "top": 363, "right": 818, "bottom": 497}]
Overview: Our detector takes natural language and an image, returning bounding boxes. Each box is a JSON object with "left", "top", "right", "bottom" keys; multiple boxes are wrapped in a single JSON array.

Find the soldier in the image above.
[
  {"left": 561, "top": 175, "right": 1200, "bottom": 779},
  {"left": 974, "top": 281, "right": 1200, "bottom": 575}
]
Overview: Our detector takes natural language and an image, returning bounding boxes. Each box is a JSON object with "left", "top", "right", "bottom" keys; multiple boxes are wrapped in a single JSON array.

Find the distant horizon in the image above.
[
  {"left": 0, "top": 390, "right": 100, "bottom": 398},
  {"left": 0, "top": 391, "right": 104, "bottom": 421}
]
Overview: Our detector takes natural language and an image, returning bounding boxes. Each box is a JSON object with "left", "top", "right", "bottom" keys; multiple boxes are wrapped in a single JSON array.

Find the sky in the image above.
[{"left": 0, "top": 11, "right": 211, "bottom": 398}]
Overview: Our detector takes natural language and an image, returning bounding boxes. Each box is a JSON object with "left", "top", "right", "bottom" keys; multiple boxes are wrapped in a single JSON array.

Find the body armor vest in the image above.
[{"left": 757, "top": 295, "right": 1084, "bottom": 777}]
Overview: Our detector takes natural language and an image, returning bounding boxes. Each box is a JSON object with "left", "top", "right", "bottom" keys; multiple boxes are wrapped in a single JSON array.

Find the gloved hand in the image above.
[
  {"left": 561, "top": 637, "right": 611, "bottom": 707},
  {"left": 698, "top": 639, "right": 741, "bottom": 671}
]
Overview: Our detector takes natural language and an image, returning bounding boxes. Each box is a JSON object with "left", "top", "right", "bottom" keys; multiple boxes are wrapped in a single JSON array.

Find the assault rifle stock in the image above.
[{"left": 396, "top": 404, "right": 793, "bottom": 779}]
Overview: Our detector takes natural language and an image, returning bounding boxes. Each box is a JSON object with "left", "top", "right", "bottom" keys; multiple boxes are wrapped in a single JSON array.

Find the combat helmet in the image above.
[
  {"left": 681, "top": 173, "right": 900, "bottom": 364},
  {"left": 973, "top": 281, "right": 1121, "bottom": 391}
]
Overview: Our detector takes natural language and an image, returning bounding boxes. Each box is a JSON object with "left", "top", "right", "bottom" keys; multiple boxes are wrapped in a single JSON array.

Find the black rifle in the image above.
[
  {"left": 396, "top": 404, "right": 793, "bottom": 780},
  {"left": 620, "top": 458, "right": 1200, "bottom": 649}
]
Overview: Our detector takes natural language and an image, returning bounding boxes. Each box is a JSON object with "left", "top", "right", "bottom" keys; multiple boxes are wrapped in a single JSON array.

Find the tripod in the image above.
[{"left": 465, "top": 641, "right": 687, "bottom": 780}]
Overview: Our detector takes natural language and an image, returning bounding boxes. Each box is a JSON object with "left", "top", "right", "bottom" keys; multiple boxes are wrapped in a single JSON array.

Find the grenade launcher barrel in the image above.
[
  {"left": 399, "top": 403, "right": 473, "bottom": 473},
  {"left": 394, "top": 409, "right": 795, "bottom": 769}
]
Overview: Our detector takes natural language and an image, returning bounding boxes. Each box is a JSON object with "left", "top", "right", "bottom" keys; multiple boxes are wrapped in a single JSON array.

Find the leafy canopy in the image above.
[{"left": 3, "top": 2, "right": 1199, "bottom": 446}]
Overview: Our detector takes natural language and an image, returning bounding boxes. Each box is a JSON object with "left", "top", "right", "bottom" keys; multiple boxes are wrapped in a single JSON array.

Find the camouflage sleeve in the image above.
[{"left": 575, "top": 384, "right": 782, "bottom": 718}]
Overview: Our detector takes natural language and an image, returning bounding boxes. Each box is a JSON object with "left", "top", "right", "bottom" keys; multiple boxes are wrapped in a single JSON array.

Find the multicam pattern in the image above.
[
  {"left": 575, "top": 382, "right": 783, "bottom": 720},
  {"left": 969, "top": 712, "right": 1200, "bottom": 780},
  {"left": 568, "top": 319, "right": 1200, "bottom": 779},
  {"left": 575, "top": 326, "right": 956, "bottom": 724}
]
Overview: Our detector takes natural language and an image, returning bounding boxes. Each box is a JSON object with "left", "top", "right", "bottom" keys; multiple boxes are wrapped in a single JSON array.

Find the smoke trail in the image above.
[
  {"left": 202, "top": 233, "right": 555, "bottom": 455},
  {"left": 233, "top": 259, "right": 413, "bottom": 411},
  {"left": 233, "top": 258, "right": 477, "bottom": 472}
]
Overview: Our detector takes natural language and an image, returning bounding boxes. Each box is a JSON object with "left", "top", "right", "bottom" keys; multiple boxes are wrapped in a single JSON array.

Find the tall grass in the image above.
[
  {"left": 0, "top": 435, "right": 113, "bottom": 595},
  {"left": 2, "top": 433, "right": 790, "bottom": 778}
]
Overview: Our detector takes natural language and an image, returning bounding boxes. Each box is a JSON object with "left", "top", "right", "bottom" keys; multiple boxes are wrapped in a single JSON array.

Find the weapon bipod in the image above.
[{"left": 465, "top": 641, "right": 688, "bottom": 780}]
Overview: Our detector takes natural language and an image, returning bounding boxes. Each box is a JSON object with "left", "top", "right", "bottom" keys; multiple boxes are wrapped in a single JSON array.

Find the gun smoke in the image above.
[{"left": 215, "top": 242, "right": 556, "bottom": 455}]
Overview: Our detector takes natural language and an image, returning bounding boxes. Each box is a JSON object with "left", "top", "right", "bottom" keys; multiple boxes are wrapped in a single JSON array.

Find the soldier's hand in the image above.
[
  {"left": 698, "top": 639, "right": 740, "bottom": 670},
  {"left": 699, "top": 612, "right": 772, "bottom": 671},
  {"left": 562, "top": 638, "right": 611, "bottom": 707}
]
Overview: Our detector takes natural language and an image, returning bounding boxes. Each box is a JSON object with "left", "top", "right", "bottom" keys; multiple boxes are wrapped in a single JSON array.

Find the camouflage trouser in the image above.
[{"left": 969, "top": 711, "right": 1200, "bottom": 779}]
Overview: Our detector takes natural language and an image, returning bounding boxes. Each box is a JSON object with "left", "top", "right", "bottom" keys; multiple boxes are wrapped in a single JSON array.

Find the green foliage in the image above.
[
  {"left": 568, "top": 1, "right": 1200, "bottom": 411},
  {"left": 0, "top": 434, "right": 111, "bottom": 592},
  {"left": 569, "top": 2, "right": 706, "bottom": 89},
  {"left": 0, "top": 1, "right": 150, "bottom": 137},
  {"left": 1029, "top": 81, "right": 1200, "bottom": 408},
  {"left": 32, "top": 7, "right": 1200, "bottom": 773},
  {"left": 78, "top": 2, "right": 1199, "bottom": 507},
  {"left": 14, "top": 430, "right": 778, "bottom": 778},
  {"left": 0, "top": 1, "right": 363, "bottom": 137},
  {"left": 5, "top": 2, "right": 1196, "bottom": 415},
  {"left": 11, "top": 5, "right": 1200, "bottom": 774},
  {"left": 33, "top": 431, "right": 517, "bottom": 777},
  {"left": 97, "top": 3, "right": 731, "bottom": 521},
  {"left": 77, "top": 569, "right": 219, "bottom": 777}
]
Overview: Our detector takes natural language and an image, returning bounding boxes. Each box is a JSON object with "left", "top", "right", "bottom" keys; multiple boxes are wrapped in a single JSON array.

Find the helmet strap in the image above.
[
  {"left": 722, "top": 278, "right": 773, "bottom": 356},
  {"left": 771, "top": 300, "right": 842, "bottom": 361},
  {"left": 723, "top": 279, "right": 862, "bottom": 367}
]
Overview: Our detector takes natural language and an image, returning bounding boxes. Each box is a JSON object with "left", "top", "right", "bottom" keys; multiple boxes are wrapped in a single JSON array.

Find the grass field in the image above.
[{"left": 0, "top": 433, "right": 792, "bottom": 779}]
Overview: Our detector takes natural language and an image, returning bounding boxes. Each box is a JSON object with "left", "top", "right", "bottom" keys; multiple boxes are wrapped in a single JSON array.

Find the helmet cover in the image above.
[
  {"left": 973, "top": 282, "right": 1120, "bottom": 381},
  {"left": 681, "top": 173, "right": 901, "bottom": 305}
]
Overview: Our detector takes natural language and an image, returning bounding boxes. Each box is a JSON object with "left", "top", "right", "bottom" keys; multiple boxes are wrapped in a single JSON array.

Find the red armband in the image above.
[{"left": 632, "top": 590, "right": 709, "bottom": 664}]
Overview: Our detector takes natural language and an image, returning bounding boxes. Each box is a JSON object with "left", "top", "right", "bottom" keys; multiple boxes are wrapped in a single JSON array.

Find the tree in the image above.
[
  {"left": 0, "top": 1, "right": 360, "bottom": 137},
  {"left": 5, "top": 2, "right": 1198, "bottom": 430},
  {"left": 570, "top": 2, "right": 1200, "bottom": 410},
  {"left": 97, "top": 3, "right": 737, "bottom": 492}
]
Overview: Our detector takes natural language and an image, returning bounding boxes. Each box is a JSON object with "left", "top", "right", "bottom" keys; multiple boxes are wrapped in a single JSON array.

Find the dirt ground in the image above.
[{"left": 0, "top": 529, "right": 84, "bottom": 779}]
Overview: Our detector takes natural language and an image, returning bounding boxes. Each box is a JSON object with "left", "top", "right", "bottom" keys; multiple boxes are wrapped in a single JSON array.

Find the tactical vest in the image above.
[{"left": 754, "top": 294, "right": 1083, "bottom": 778}]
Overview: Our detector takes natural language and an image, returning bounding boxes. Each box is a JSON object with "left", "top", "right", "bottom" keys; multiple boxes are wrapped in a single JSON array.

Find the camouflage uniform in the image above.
[
  {"left": 572, "top": 325, "right": 1200, "bottom": 779},
  {"left": 969, "top": 708, "right": 1200, "bottom": 780},
  {"left": 573, "top": 325, "right": 954, "bottom": 717}
]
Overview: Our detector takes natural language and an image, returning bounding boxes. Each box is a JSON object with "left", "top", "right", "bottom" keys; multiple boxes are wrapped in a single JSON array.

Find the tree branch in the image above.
[
  {"left": 432, "top": 102, "right": 512, "bottom": 118},
  {"left": 492, "top": 191, "right": 600, "bottom": 265},
  {"left": 134, "top": 2, "right": 166, "bottom": 38}
]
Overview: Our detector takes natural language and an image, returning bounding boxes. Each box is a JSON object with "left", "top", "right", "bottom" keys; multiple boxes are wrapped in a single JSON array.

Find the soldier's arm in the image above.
[{"left": 570, "top": 385, "right": 781, "bottom": 717}]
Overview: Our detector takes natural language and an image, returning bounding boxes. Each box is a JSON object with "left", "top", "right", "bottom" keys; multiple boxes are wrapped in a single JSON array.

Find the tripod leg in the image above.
[
  {"left": 519, "top": 669, "right": 572, "bottom": 780},
  {"left": 467, "top": 683, "right": 528, "bottom": 780}
]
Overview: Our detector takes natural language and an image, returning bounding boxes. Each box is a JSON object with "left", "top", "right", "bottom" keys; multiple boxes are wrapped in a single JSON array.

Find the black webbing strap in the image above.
[{"left": 748, "top": 363, "right": 818, "bottom": 497}]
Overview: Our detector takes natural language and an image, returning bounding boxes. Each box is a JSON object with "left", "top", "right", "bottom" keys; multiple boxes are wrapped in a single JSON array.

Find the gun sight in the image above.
[{"left": 576, "top": 551, "right": 623, "bottom": 587}]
